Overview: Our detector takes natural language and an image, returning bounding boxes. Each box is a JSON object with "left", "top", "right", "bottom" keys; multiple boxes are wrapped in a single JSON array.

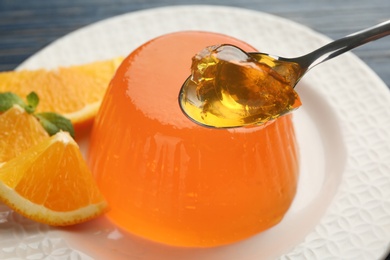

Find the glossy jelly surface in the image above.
[
  {"left": 179, "top": 44, "right": 302, "bottom": 128},
  {"left": 88, "top": 31, "right": 300, "bottom": 247}
]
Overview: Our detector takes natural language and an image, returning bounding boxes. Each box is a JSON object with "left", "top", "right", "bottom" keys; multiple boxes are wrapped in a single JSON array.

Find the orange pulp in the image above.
[{"left": 88, "top": 31, "right": 300, "bottom": 247}]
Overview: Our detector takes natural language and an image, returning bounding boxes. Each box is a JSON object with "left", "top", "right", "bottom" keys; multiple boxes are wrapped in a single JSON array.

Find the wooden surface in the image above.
[
  {"left": 0, "top": 0, "right": 389, "bottom": 259},
  {"left": 1, "top": 0, "right": 389, "bottom": 90}
]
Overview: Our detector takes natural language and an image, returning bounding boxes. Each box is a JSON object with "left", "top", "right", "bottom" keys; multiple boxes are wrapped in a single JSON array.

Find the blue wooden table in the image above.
[{"left": 0, "top": 1, "right": 389, "bottom": 259}]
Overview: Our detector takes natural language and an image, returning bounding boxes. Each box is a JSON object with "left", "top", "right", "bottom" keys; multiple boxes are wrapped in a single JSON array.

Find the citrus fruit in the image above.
[
  {"left": 0, "top": 57, "right": 123, "bottom": 130},
  {"left": 88, "top": 31, "right": 299, "bottom": 247},
  {"left": 0, "top": 105, "right": 49, "bottom": 163},
  {"left": 0, "top": 131, "right": 107, "bottom": 226}
]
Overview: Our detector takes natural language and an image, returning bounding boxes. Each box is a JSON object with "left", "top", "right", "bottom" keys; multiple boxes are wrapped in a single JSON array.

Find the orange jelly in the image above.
[{"left": 88, "top": 31, "right": 300, "bottom": 247}]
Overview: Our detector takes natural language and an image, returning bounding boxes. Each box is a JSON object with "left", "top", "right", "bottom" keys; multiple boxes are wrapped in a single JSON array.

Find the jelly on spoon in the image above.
[{"left": 179, "top": 20, "right": 390, "bottom": 128}]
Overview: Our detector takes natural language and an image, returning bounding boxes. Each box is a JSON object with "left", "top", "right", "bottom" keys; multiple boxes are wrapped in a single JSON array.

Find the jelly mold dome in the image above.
[{"left": 88, "top": 31, "right": 300, "bottom": 247}]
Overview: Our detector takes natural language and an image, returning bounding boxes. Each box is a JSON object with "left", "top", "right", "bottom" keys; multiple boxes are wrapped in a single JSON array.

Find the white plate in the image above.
[{"left": 1, "top": 5, "right": 390, "bottom": 260}]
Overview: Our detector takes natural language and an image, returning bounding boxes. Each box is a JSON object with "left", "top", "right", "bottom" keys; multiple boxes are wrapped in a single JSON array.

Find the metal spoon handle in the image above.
[{"left": 296, "top": 20, "right": 390, "bottom": 71}]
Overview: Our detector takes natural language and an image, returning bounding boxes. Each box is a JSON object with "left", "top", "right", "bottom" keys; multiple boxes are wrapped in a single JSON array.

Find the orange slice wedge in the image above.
[
  {"left": 0, "top": 57, "right": 123, "bottom": 130},
  {"left": 0, "top": 131, "right": 107, "bottom": 226},
  {"left": 0, "top": 105, "right": 49, "bottom": 163}
]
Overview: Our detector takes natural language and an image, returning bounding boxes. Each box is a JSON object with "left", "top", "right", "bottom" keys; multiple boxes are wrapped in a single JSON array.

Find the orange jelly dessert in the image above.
[
  {"left": 179, "top": 44, "right": 302, "bottom": 128},
  {"left": 88, "top": 31, "right": 300, "bottom": 247}
]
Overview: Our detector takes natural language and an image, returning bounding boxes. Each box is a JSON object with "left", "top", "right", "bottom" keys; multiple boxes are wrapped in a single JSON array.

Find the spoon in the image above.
[{"left": 178, "top": 20, "right": 390, "bottom": 128}]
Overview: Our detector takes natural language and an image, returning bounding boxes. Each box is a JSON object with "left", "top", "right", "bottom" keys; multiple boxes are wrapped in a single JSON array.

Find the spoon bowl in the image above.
[{"left": 179, "top": 20, "right": 390, "bottom": 128}]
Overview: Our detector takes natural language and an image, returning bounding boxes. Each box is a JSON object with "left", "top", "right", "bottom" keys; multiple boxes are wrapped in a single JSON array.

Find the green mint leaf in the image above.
[
  {"left": 35, "top": 112, "right": 75, "bottom": 138},
  {"left": 26, "top": 91, "right": 39, "bottom": 113},
  {"left": 0, "top": 92, "right": 27, "bottom": 112}
]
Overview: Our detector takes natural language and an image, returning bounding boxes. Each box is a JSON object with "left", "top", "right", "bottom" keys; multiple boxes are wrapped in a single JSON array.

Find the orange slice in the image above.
[
  {"left": 0, "top": 131, "right": 107, "bottom": 226},
  {"left": 0, "top": 105, "right": 49, "bottom": 163},
  {"left": 0, "top": 57, "right": 123, "bottom": 130}
]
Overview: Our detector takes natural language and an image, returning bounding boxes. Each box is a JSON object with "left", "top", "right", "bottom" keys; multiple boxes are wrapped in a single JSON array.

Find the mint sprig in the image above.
[
  {"left": 0, "top": 92, "right": 29, "bottom": 112},
  {"left": 26, "top": 92, "right": 39, "bottom": 113},
  {"left": 0, "top": 91, "right": 75, "bottom": 138},
  {"left": 35, "top": 112, "right": 75, "bottom": 138}
]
